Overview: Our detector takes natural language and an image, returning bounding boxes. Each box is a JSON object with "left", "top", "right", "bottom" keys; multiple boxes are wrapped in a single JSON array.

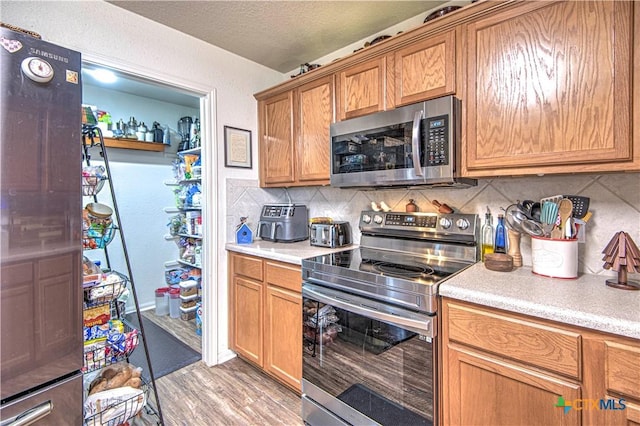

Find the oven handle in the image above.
[
  {"left": 412, "top": 110, "right": 424, "bottom": 177},
  {"left": 303, "top": 284, "right": 434, "bottom": 336}
]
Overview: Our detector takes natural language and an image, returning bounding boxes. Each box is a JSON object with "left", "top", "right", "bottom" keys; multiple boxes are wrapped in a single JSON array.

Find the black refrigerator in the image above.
[{"left": 0, "top": 27, "right": 83, "bottom": 424}]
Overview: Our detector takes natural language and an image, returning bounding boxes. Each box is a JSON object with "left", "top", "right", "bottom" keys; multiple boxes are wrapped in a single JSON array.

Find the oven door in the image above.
[{"left": 302, "top": 282, "right": 437, "bottom": 426}]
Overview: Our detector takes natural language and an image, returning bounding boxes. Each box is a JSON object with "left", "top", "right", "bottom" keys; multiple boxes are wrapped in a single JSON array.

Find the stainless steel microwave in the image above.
[{"left": 330, "top": 96, "right": 476, "bottom": 188}]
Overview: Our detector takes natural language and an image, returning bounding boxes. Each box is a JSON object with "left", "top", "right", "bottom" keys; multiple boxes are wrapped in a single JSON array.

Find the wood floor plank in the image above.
[
  {"left": 153, "top": 359, "right": 303, "bottom": 425},
  {"left": 137, "top": 310, "right": 302, "bottom": 425}
]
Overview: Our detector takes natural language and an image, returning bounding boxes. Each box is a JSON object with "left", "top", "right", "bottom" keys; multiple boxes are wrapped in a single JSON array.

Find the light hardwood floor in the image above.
[{"left": 140, "top": 311, "right": 303, "bottom": 426}]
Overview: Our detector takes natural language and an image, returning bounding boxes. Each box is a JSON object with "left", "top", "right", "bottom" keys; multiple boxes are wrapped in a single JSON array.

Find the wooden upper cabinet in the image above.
[
  {"left": 463, "top": 1, "right": 635, "bottom": 177},
  {"left": 295, "top": 76, "right": 333, "bottom": 184},
  {"left": 336, "top": 57, "right": 386, "bottom": 121},
  {"left": 392, "top": 29, "right": 456, "bottom": 107},
  {"left": 259, "top": 91, "right": 295, "bottom": 185}
]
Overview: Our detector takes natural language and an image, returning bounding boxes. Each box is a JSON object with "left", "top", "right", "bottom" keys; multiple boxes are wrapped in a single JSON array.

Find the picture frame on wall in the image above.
[{"left": 224, "top": 126, "right": 252, "bottom": 169}]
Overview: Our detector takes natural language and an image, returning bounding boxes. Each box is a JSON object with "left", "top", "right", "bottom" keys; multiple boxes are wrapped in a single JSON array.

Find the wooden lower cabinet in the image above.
[
  {"left": 231, "top": 276, "right": 263, "bottom": 367},
  {"left": 441, "top": 298, "right": 640, "bottom": 426},
  {"left": 229, "top": 252, "right": 302, "bottom": 392},
  {"left": 446, "top": 344, "right": 580, "bottom": 426},
  {"left": 265, "top": 284, "right": 301, "bottom": 390}
]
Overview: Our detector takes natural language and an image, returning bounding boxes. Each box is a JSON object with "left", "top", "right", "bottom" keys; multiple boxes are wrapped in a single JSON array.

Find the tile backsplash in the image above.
[{"left": 226, "top": 173, "right": 640, "bottom": 277}]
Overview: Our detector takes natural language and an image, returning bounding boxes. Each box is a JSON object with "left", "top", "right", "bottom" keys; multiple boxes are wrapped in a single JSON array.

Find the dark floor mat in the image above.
[
  {"left": 125, "top": 313, "right": 200, "bottom": 381},
  {"left": 337, "top": 383, "right": 432, "bottom": 426}
]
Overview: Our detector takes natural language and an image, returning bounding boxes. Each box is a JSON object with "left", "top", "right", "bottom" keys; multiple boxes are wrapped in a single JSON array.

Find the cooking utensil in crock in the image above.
[
  {"left": 517, "top": 200, "right": 541, "bottom": 221},
  {"left": 505, "top": 204, "right": 543, "bottom": 237},
  {"left": 563, "top": 195, "right": 590, "bottom": 219},
  {"left": 556, "top": 198, "right": 573, "bottom": 239},
  {"left": 504, "top": 204, "right": 525, "bottom": 233},
  {"left": 521, "top": 219, "right": 545, "bottom": 237},
  {"left": 540, "top": 201, "right": 560, "bottom": 237}
]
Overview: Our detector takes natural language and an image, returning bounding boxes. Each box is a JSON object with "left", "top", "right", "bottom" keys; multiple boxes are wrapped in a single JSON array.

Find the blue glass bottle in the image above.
[{"left": 494, "top": 214, "right": 507, "bottom": 254}]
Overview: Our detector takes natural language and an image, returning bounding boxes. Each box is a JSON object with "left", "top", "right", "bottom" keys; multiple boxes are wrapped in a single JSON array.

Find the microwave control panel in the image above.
[{"left": 422, "top": 115, "right": 449, "bottom": 166}]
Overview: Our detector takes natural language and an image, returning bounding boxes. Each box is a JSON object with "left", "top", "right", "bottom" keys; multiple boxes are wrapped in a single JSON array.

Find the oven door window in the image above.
[{"left": 303, "top": 298, "right": 433, "bottom": 425}]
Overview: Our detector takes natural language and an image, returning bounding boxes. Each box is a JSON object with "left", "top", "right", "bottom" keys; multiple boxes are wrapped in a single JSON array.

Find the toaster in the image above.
[{"left": 309, "top": 222, "right": 352, "bottom": 248}]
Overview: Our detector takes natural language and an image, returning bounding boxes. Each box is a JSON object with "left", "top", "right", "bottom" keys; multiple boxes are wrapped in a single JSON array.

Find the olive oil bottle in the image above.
[{"left": 481, "top": 207, "right": 494, "bottom": 261}]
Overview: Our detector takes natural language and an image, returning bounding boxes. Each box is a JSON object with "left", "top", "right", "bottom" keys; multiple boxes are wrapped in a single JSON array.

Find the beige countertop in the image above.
[
  {"left": 225, "top": 240, "right": 354, "bottom": 265},
  {"left": 439, "top": 263, "right": 640, "bottom": 340}
]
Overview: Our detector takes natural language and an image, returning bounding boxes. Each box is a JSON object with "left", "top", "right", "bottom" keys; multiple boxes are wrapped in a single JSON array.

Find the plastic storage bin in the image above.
[
  {"left": 168, "top": 288, "right": 181, "bottom": 318},
  {"left": 180, "top": 293, "right": 199, "bottom": 309},
  {"left": 179, "top": 305, "right": 197, "bottom": 321},
  {"left": 155, "top": 287, "right": 170, "bottom": 316},
  {"left": 179, "top": 280, "right": 199, "bottom": 297}
]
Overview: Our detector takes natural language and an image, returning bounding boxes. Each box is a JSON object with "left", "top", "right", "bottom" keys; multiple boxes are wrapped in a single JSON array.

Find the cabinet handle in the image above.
[{"left": 1, "top": 401, "right": 53, "bottom": 426}]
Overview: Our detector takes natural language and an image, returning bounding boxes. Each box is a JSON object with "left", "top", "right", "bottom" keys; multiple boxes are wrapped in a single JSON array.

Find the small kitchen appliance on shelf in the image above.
[{"left": 257, "top": 204, "right": 308, "bottom": 242}]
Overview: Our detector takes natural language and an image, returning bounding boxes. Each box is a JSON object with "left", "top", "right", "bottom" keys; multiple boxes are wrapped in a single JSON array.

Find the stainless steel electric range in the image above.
[{"left": 301, "top": 210, "right": 479, "bottom": 426}]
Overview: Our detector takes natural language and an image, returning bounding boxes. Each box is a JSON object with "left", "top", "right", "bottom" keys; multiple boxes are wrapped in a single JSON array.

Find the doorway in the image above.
[{"left": 80, "top": 58, "right": 218, "bottom": 368}]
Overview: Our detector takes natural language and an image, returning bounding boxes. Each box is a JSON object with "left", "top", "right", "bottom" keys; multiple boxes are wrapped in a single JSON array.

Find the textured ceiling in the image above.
[{"left": 107, "top": 1, "right": 448, "bottom": 73}]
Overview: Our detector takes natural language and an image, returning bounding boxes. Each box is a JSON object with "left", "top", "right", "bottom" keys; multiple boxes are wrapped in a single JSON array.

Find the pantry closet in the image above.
[{"left": 81, "top": 61, "right": 212, "bottom": 366}]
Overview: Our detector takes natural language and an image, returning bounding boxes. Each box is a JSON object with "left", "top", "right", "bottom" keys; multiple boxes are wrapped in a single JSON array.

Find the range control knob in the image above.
[
  {"left": 456, "top": 218, "right": 470, "bottom": 230},
  {"left": 374, "top": 214, "right": 383, "bottom": 224},
  {"left": 439, "top": 217, "right": 452, "bottom": 229},
  {"left": 362, "top": 214, "right": 371, "bottom": 224}
]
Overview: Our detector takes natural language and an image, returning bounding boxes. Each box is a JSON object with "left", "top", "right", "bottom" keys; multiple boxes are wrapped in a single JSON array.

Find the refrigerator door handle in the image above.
[{"left": 1, "top": 401, "right": 53, "bottom": 426}]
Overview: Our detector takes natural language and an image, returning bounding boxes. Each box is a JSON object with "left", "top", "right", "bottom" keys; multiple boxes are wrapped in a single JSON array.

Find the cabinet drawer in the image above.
[
  {"left": 265, "top": 261, "right": 301, "bottom": 293},
  {"left": 605, "top": 341, "right": 640, "bottom": 400},
  {"left": 446, "top": 302, "right": 581, "bottom": 378},
  {"left": 232, "top": 254, "right": 263, "bottom": 281}
]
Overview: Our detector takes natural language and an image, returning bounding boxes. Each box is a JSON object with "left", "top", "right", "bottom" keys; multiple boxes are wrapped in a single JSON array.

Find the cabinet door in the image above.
[
  {"left": 464, "top": 1, "right": 633, "bottom": 176},
  {"left": 599, "top": 396, "right": 640, "bottom": 426},
  {"left": 231, "top": 276, "right": 263, "bottom": 367},
  {"left": 1, "top": 253, "right": 81, "bottom": 400},
  {"left": 259, "top": 92, "right": 295, "bottom": 186},
  {"left": 295, "top": 76, "right": 333, "bottom": 184},
  {"left": 392, "top": 30, "right": 456, "bottom": 106},
  {"left": 36, "top": 254, "right": 81, "bottom": 361},
  {"left": 445, "top": 345, "right": 581, "bottom": 426},
  {"left": 336, "top": 57, "right": 386, "bottom": 121},
  {"left": 1, "top": 262, "right": 36, "bottom": 374},
  {"left": 264, "top": 285, "right": 302, "bottom": 392}
]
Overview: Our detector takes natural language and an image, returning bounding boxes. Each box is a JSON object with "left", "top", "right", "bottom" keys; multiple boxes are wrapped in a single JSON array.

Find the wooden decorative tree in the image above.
[{"left": 602, "top": 231, "right": 640, "bottom": 290}]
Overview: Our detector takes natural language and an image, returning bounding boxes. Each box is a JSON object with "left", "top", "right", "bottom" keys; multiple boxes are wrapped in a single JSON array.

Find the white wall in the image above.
[{"left": 2, "top": 0, "right": 284, "bottom": 365}]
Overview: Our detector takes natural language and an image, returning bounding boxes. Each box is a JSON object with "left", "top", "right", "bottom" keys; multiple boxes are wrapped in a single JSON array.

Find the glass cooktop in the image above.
[{"left": 304, "top": 247, "right": 469, "bottom": 286}]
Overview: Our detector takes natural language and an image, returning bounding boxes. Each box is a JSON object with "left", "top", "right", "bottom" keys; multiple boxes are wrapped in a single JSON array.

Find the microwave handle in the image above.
[{"left": 412, "top": 110, "right": 423, "bottom": 176}]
